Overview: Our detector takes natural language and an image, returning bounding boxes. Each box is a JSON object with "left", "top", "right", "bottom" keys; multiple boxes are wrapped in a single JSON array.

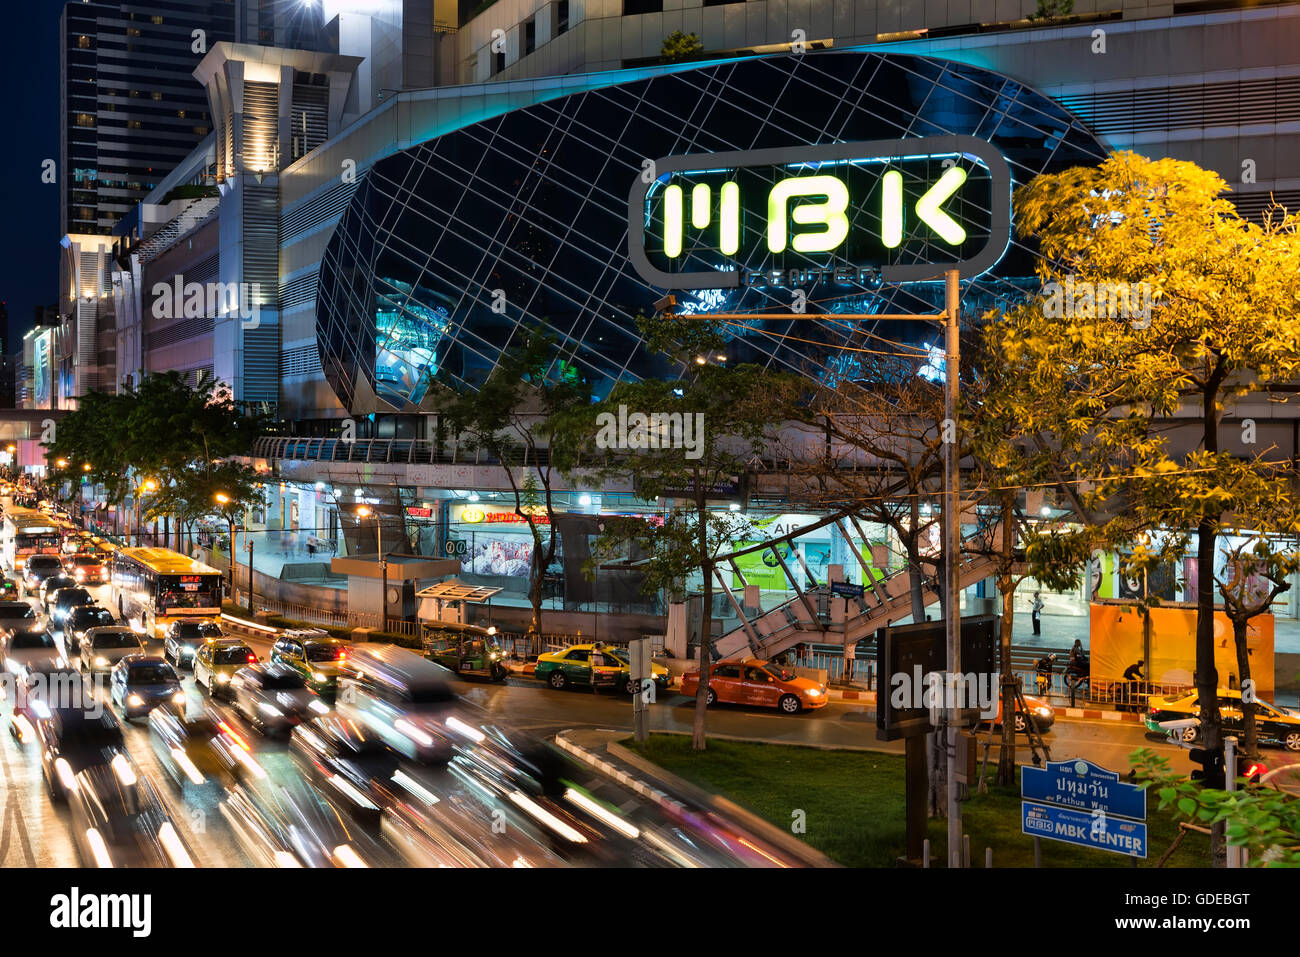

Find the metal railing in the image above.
[
  {"left": 240, "top": 593, "right": 420, "bottom": 637},
  {"left": 252, "top": 436, "right": 555, "bottom": 468},
  {"left": 789, "top": 643, "right": 1193, "bottom": 711}
]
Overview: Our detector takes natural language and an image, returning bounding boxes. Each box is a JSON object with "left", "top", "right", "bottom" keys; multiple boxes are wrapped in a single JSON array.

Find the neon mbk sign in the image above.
[{"left": 627, "top": 135, "right": 1012, "bottom": 288}]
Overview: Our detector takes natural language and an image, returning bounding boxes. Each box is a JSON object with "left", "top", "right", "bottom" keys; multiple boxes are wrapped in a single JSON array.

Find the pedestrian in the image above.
[
  {"left": 307, "top": 540, "right": 316, "bottom": 557},
  {"left": 590, "top": 643, "right": 610, "bottom": 694},
  {"left": 1123, "top": 659, "right": 1145, "bottom": 711},
  {"left": 1066, "top": 640, "right": 1089, "bottom": 706},
  {"left": 1031, "top": 590, "right": 1044, "bottom": 636},
  {"left": 1035, "top": 653, "right": 1056, "bottom": 696}
]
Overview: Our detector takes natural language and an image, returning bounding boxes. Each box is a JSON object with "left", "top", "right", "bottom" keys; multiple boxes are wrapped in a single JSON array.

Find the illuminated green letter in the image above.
[
  {"left": 881, "top": 170, "right": 903, "bottom": 249},
  {"left": 767, "top": 175, "right": 850, "bottom": 254},
  {"left": 719, "top": 182, "right": 740, "bottom": 255},
  {"left": 664, "top": 185, "right": 684, "bottom": 258},
  {"left": 691, "top": 184, "right": 711, "bottom": 230},
  {"left": 914, "top": 167, "right": 967, "bottom": 245}
]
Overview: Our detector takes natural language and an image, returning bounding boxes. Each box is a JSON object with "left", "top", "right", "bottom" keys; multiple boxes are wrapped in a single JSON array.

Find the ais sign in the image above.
[{"left": 628, "top": 135, "right": 1011, "bottom": 289}]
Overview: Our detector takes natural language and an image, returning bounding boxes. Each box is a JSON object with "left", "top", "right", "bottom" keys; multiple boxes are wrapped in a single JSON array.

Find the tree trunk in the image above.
[
  {"left": 1197, "top": 375, "right": 1225, "bottom": 867},
  {"left": 996, "top": 494, "right": 1017, "bottom": 785},
  {"left": 903, "top": 531, "right": 926, "bottom": 622},
  {"left": 528, "top": 528, "right": 544, "bottom": 636},
  {"left": 693, "top": 468, "right": 711, "bottom": 751},
  {"left": 1232, "top": 616, "right": 1259, "bottom": 761}
]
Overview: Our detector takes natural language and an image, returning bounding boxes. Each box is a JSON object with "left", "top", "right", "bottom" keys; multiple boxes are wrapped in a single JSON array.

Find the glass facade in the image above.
[{"left": 316, "top": 50, "right": 1108, "bottom": 414}]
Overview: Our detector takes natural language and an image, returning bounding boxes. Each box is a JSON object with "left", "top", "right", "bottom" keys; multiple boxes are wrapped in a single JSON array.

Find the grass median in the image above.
[{"left": 625, "top": 734, "right": 1210, "bottom": 868}]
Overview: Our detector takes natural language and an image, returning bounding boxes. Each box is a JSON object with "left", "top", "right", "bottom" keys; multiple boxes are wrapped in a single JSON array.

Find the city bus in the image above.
[
  {"left": 111, "top": 547, "right": 224, "bottom": 638},
  {"left": 1, "top": 506, "right": 64, "bottom": 575}
]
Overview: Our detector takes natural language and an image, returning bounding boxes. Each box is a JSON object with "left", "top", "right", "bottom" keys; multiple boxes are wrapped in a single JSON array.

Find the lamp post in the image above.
[
  {"left": 357, "top": 505, "right": 387, "bottom": 633},
  {"left": 136, "top": 479, "right": 157, "bottom": 546},
  {"left": 214, "top": 492, "right": 242, "bottom": 605}
]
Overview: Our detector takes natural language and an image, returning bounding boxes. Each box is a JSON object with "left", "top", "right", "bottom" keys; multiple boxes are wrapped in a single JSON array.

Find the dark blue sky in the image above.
[{"left": 2, "top": 0, "right": 65, "bottom": 353}]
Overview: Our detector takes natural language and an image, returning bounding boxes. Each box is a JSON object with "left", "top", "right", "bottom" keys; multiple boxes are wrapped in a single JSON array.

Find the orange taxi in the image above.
[{"left": 679, "top": 659, "right": 828, "bottom": 714}]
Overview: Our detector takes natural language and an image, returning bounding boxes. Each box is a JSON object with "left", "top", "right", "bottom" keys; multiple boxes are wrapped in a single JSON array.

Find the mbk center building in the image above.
[{"left": 120, "top": 9, "right": 1300, "bottom": 637}]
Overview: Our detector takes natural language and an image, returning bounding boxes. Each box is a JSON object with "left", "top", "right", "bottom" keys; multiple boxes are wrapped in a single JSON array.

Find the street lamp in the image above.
[
  {"left": 214, "top": 492, "right": 242, "bottom": 606},
  {"left": 357, "top": 505, "right": 388, "bottom": 633},
  {"left": 136, "top": 478, "right": 158, "bottom": 545}
]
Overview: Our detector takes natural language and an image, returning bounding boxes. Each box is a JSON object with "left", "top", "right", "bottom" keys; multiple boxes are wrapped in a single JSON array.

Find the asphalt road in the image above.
[{"left": 4, "top": 578, "right": 1295, "bottom": 867}]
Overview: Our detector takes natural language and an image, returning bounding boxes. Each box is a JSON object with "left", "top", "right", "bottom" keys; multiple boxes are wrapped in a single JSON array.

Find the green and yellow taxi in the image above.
[
  {"left": 534, "top": 642, "right": 669, "bottom": 694},
  {"left": 1147, "top": 687, "right": 1300, "bottom": 751},
  {"left": 270, "top": 631, "right": 347, "bottom": 698},
  {"left": 193, "top": 637, "right": 259, "bottom": 700}
]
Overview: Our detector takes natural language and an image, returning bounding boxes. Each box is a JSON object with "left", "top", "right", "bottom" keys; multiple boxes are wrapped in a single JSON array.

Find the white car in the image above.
[
  {"left": 79, "top": 626, "right": 146, "bottom": 675},
  {"left": 1, "top": 625, "right": 62, "bottom": 675}
]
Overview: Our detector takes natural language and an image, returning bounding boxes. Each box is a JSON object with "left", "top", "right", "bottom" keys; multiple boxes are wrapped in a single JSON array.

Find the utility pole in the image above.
[
  {"left": 943, "top": 268, "right": 963, "bottom": 868},
  {"left": 356, "top": 506, "right": 387, "bottom": 632}
]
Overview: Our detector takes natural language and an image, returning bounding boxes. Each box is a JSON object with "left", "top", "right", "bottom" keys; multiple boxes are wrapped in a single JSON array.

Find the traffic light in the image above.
[{"left": 1189, "top": 746, "right": 1226, "bottom": 789}]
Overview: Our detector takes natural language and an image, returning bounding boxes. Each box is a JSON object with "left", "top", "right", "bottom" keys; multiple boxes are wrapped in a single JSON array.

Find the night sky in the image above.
[{"left": 1, "top": 0, "right": 65, "bottom": 354}]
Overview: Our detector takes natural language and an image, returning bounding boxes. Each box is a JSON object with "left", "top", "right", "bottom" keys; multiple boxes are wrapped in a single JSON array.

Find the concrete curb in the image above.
[
  {"left": 554, "top": 730, "right": 836, "bottom": 867},
  {"left": 553, "top": 730, "right": 690, "bottom": 818}
]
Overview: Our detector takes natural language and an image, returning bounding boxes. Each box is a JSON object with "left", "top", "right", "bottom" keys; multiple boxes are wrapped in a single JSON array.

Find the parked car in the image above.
[
  {"left": 679, "top": 659, "right": 828, "bottom": 714},
  {"left": 79, "top": 626, "right": 146, "bottom": 675},
  {"left": 535, "top": 641, "right": 668, "bottom": 693},
  {"left": 229, "top": 662, "right": 324, "bottom": 733},
  {"left": 62, "top": 604, "right": 117, "bottom": 655},
  {"left": 109, "top": 655, "right": 185, "bottom": 720},
  {"left": 1147, "top": 688, "right": 1300, "bottom": 751},
  {"left": 193, "top": 638, "right": 258, "bottom": 700},
  {"left": 163, "top": 618, "right": 225, "bottom": 669},
  {"left": 64, "top": 553, "right": 106, "bottom": 585},
  {"left": 981, "top": 692, "right": 1056, "bottom": 734}
]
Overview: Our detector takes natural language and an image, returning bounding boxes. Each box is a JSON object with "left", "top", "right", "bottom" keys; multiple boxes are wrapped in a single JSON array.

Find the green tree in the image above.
[
  {"left": 437, "top": 327, "right": 588, "bottom": 645},
  {"left": 661, "top": 30, "right": 703, "bottom": 63},
  {"left": 987, "top": 151, "right": 1300, "bottom": 858},
  {"left": 1133, "top": 746, "right": 1300, "bottom": 866},
  {"left": 1028, "top": 0, "right": 1074, "bottom": 20},
  {"left": 45, "top": 371, "right": 268, "bottom": 550},
  {"left": 556, "top": 314, "right": 805, "bottom": 750}
]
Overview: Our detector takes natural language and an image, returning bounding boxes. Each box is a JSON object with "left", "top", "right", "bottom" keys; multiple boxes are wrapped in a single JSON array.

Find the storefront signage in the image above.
[
  {"left": 628, "top": 135, "right": 1011, "bottom": 289},
  {"left": 456, "top": 505, "right": 550, "bottom": 526}
]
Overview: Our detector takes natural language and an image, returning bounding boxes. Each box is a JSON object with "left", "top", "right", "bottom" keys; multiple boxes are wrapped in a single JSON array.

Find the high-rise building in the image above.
[
  {"left": 56, "top": 0, "right": 330, "bottom": 405},
  {"left": 59, "top": 0, "right": 333, "bottom": 239}
]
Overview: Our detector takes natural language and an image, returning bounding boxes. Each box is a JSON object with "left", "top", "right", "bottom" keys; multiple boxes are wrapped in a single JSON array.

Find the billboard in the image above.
[
  {"left": 32, "top": 329, "right": 52, "bottom": 409},
  {"left": 628, "top": 135, "right": 1012, "bottom": 289}
]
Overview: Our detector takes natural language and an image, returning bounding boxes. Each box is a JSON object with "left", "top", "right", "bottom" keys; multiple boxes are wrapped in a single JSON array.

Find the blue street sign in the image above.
[
  {"left": 1021, "top": 758, "right": 1146, "bottom": 821},
  {"left": 831, "top": 581, "right": 865, "bottom": 599},
  {"left": 1022, "top": 802, "right": 1147, "bottom": 858}
]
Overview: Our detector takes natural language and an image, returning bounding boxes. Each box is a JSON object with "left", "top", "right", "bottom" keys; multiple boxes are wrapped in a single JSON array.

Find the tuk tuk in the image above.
[{"left": 423, "top": 629, "right": 508, "bottom": 681}]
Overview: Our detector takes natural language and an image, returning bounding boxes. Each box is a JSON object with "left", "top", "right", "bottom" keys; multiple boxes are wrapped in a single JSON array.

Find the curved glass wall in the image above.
[{"left": 317, "top": 50, "right": 1108, "bottom": 413}]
